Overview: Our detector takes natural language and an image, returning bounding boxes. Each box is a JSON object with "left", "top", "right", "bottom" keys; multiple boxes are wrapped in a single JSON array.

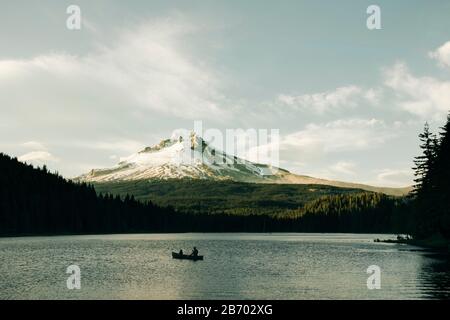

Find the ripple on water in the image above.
[{"left": 0, "top": 233, "right": 449, "bottom": 299}]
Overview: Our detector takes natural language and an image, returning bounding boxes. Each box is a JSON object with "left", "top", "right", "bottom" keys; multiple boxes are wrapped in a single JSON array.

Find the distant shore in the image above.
[{"left": 375, "top": 235, "right": 450, "bottom": 252}]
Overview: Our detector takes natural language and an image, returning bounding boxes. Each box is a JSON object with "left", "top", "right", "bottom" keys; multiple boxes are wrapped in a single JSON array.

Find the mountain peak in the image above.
[
  {"left": 77, "top": 133, "right": 281, "bottom": 183},
  {"left": 139, "top": 138, "right": 176, "bottom": 154},
  {"left": 74, "top": 135, "right": 411, "bottom": 196}
]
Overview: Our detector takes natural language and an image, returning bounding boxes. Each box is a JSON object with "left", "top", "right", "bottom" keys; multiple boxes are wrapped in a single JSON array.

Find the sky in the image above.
[{"left": 1, "top": 0, "right": 450, "bottom": 187}]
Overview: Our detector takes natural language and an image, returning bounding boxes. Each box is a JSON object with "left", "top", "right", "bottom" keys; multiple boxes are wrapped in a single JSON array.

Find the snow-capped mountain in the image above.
[
  {"left": 76, "top": 133, "right": 411, "bottom": 196},
  {"left": 76, "top": 133, "right": 285, "bottom": 183}
]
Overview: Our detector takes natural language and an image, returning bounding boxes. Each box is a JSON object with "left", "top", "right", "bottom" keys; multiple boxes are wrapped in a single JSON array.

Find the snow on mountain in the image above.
[
  {"left": 75, "top": 133, "right": 411, "bottom": 196},
  {"left": 76, "top": 133, "right": 284, "bottom": 183}
]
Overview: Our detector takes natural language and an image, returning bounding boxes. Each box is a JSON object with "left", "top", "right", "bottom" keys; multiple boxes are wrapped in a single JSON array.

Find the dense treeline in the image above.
[
  {"left": 0, "top": 152, "right": 408, "bottom": 235},
  {"left": 93, "top": 179, "right": 366, "bottom": 216},
  {"left": 161, "top": 192, "right": 407, "bottom": 233},
  {"left": 0, "top": 153, "right": 178, "bottom": 235},
  {"left": 411, "top": 112, "right": 450, "bottom": 241},
  {"left": 276, "top": 193, "right": 410, "bottom": 233}
]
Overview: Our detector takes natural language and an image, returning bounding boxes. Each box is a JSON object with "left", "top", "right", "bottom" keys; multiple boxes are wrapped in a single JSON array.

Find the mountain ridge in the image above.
[{"left": 76, "top": 134, "right": 412, "bottom": 196}]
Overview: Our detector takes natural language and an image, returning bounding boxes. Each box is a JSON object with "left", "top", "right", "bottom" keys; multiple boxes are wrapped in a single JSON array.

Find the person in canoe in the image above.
[
  {"left": 179, "top": 249, "right": 184, "bottom": 255},
  {"left": 190, "top": 247, "right": 199, "bottom": 257}
]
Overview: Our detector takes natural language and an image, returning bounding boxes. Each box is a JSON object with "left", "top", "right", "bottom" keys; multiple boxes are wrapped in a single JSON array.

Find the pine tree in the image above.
[
  {"left": 412, "top": 113, "right": 450, "bottom": 240},
  {"left": 433, "top": 113, "right": 450, "bottom": 238},
  {"left": 412, "top": 122, "right": 437, "bottom": 197}
]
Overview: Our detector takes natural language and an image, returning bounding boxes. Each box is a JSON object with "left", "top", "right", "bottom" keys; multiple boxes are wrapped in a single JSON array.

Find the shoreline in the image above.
[
  {"left": 375, "top": 237, "right": 450, "bottom": 252},
  {"left": 0, "top": 231, "right": 397, "bottom": 239}
]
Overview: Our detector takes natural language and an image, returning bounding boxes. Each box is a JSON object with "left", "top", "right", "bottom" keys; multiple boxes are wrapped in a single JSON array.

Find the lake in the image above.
[{"left": 0, "top": 233, "right": 449, "bottom": 299}]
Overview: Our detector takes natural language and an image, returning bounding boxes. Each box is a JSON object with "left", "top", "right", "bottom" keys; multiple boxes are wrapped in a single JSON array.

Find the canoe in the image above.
[{"left": 172, "top": 252, "right": 204, "bottom": 261}]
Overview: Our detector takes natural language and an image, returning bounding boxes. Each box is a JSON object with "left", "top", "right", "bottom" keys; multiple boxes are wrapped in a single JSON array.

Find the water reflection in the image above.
[
  {"left": 0, "top": 234, "right": 449, "bottom": 299},
  {"left": 418, "top": 252, "right": 450, "bottom": 299}
]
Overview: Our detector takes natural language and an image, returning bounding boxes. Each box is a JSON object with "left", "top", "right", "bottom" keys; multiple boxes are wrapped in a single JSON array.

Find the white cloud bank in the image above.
[
  {"left": 278, "top": 85, "right": 381, "bottom": 114},
  {"left": 18, "top": 151, "right": 59, "bottom": 165},
  {"left": 281, "top": 118, "right": 390, "bottom": 156},
  {"left": 429, "top": 41, "right": 450, "bottom": 69},
  {"left": 21, "top": 141, "right": 47, "bottom": 151},
  {"left": 0, "top": 18, "right": 228, "bottom": 120},
  {"left": 384, "top": 62, "right": 450, "bottom": 120},
  {"left": 329, "top": 161, "right": 357, "bottom": 176},
  {"left": 373, "top": 168, "right": 414, "bottom": 188}
]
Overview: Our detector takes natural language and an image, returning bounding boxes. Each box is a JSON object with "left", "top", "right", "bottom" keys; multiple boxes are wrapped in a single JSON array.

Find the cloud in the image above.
[
  {"left": 238, "top": 119, "right": 393, "bottom": 180},
  {"left": 76, "top": 139, "right": 146, "bottom": 154},
  {"left": 384, "top": 62, "right": 450, "bottom": 120},
  {"left": 18, "top": 151, "right": 59, "bottom": 165},
  {"left": 277, "top": 85, "right": 381, "bottom": 114},
  {"left": 211, "top": 119, "right": 389, "bottom": 171},
  {"left": 429, "top": 41, "right": 450, "bottom": 69},
  {"left": 304, "top": 161, "right": 358, "bottom": 181},
  {"left": 281, "top": 118, "right": 391, "bottom": 157},
  {"left": 329, "top": 161, "right": 357, "bottom": 176},
  {"left": 22, "top": 141, "right": 47, "bottom": 151},
  {"left": 373, "top": 168, "right": 413, "bottom": 188},
  {"left": 0, "top": 17, "right": 228, "bottom": 121},
  {"left": 82, "top": 16, "right": 100, "bottom": 35}
]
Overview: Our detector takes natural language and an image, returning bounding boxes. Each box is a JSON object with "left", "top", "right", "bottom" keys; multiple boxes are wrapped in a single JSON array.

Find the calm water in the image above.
[{"left": 0, "top": 233, "right": 449, "bottom": 300}]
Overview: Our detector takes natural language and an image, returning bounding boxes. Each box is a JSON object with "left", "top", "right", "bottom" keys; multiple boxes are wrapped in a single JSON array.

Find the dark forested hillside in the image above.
[
  {"left": 0, "top": 152, "right": 409, "bottom": 236},
  {"left": 412, "top": 113, "right": 450, "bottom": 241},
  {"left": 0, "top": 153, "right": 178, "bottom": 235},
  {"left": 92, "top": 179, "right": 366, "bottom": 216},
  {"left": 276, "top": 192, "right": 411, "bottom": 233}
]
